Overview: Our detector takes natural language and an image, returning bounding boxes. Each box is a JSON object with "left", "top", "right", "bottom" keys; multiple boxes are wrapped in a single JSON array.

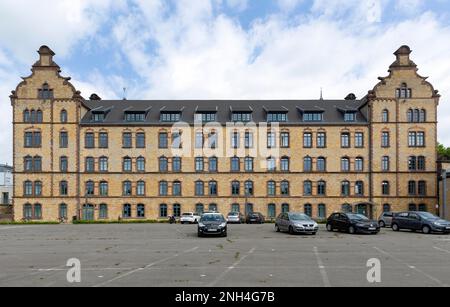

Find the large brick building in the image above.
[{"left": 11, "top": 45, "right": 440, "bottom": 222}]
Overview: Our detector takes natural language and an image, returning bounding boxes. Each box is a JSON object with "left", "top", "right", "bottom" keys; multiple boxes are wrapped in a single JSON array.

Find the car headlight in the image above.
[
  {"left": 294, "top": 223, "right": 304, "bottom": 228},
  {"left": 219, "top": 223, "right": 227, "bottom": 228},
  {"left": 434, "top": 221, "right": 444, "bottom": 226},
  {"left": 198, "top": 223, "right": 205, "bottom": 227}
]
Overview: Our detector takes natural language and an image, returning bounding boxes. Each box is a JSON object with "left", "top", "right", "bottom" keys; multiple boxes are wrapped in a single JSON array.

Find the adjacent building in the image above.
[{"left": 11, "top": 45, "right": 440, "bottom": 222}]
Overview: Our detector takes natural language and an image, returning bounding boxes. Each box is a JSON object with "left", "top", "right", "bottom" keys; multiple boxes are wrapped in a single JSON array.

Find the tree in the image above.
[{"left": 438, "top": 143, "right": 450, "bottom": 159}]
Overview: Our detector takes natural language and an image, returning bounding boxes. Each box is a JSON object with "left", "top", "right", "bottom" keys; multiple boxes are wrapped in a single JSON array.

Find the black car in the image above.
[
  {"left": 326, "top": 213, "right": 380, "bottom": 234},
  {"left": 391, "top": 212, "right": 450, "bottom": 234},
  {"left": 246, "top": 212, "right": 265, "bottom": 224},
  {"left": 198, "top": 213, "right": 228, "bottom": 237}
]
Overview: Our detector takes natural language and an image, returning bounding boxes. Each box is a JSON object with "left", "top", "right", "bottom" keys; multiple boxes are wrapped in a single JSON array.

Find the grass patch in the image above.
[
  {"left": 0, "top": 221, "right": 60, "bottom": 225},
  {"left": 73, "top": 219, "right": 169, "bottom": 225}
]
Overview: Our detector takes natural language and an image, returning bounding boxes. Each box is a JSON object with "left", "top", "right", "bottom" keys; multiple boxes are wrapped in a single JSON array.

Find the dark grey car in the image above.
[
  {"left": 378, "top": 212, "right": 395, "bottom": 228},
  {"left": 275, "top": 213, "right": 319, "bottom": 235}
]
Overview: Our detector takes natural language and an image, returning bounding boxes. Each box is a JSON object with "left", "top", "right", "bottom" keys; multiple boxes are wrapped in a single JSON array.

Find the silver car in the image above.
[
  {"left": 378, "top": 212, "right": 395, "bottom": 228},
  {"left": 275, "top": 212, "right": 319, "bottom": 235},
  {"left": 227, "top": 212, "right": 244, "bottom": 224}
]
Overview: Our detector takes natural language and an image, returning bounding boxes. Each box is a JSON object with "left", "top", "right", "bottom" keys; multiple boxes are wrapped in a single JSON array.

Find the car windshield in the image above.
[
  {"left": 289, "top": 213, "right": 311, "bottom": 221},
  {"left": 347, "top": 214, "right": 369, "bottom": 221},
  {"left": 228, "top": 212, "right": 239, "bottom": 216},
  {"left": 201, "top": 214, "right": 225, "bottom": 222},
  {"left": 417, "top": 212, "right": 438, "bottom": 220},
  {"left": 182, "top": 213, "right": 193, "bottom": 216}
]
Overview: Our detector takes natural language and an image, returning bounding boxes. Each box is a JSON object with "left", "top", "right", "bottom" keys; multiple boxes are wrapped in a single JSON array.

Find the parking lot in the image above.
[{"left": 0, "top": 223, "right": 449, "bottom": 287}]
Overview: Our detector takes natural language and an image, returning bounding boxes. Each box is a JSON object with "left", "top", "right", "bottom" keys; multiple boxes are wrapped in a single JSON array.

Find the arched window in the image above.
[
  {"left": 280, "top": 180, "right": 289, "bottom": 195},
  {"left": 267, "top": 181, "right": 276, "bottom": 196},
  {"left": 318, "top": 204, "right": 327, "bottom": 219},
  {"left": 172, "top": 156, "right": 182, "bottom": 172},
  {"left": 408, "top": 156, "right": 417, "bottom": 171},
  {"left": 99, "top": 181, "right": 108, "bottom": 196},
  {"left": 317, "top": 180, "right": 326, "bottom": 195},
  {"left": 85, "top": 157, "right": 95, "bottom": 172},
  {"left": 30, "top": 109, "right": 36, "bottom": 123},
  {"left": 408, "top": 181, "right": 416, "bottom": 195},
  {"left": 38, "top": 83, "right": 53, "bottom": 99},
  {"left": 159, "top": 157, "right": 168, "bottom": 172},
  {"left": 244, "top": 156, "right": 254, "bottom": 172},
  {"left": 24, "top": 156, "right": 33, "bottom": 172},
  {"left": 281, "top": 203, "right": 290, "bottom": 213},
  {"left": 99, "top": 204, "right": 108, "bottom": 219},
  {"left": 382, "top": 181, "right": 390, "bottom": 195},
  {"left": 413, "top": 109, "right": 420, "bottom": 122},
  {"left": 59, "top": 204, "right": 68, "bottom": 220},
  {"left": 59, "top": 181, "right": 68, "bottom": 196},
  {"left": 123, "top": 181, "right": 132, "bottom": 196},
  {"left": 159, "top": 181, "right": 168, "bottom": 196},
  {"left": 209, "top": 203, "right": 218, "bottom": 212},
  {"left": 304, "top": 156, "right": 313, "bottom": 172},
  {"left": 267, "top": 156, "right": 276, "bottom": 171},
  {"left": 33, "top": 156, "right": 42, "bottom": 172},
  {"left": 36, "top": 110, "right": 43, "bottom": 123},
  {"left": 23, "top": 204, "right": 33, "bottom": 219},
  {"left": 136, "top": 181, "right": 145, "bottom": 196},
  {"left": 23, "top": 109, "right": 31, "bottom": 122},
  {"left": 419, "top": 109, "right": 426, "bottom": 122},
  {"left": 34, "top": 181, "right": 42, "bottom": 196},
  {"left": 417, "top": 156, "right": 426, "bottom": 171},
  {"left": 397, "top": 83, "right": 411, "bottom": 99},
  {"left": 280, "top": 156, "right": 290, "bottom": 172},
  {"left": 160, "top": 204, "right": 168, "bottom": 217},
  {"left": 137, "top": 204, "right": 145, "bottom": 218},
  {"left": 382, "top": 109, "right": 389, "bottom": 123},
  {"left": 231, "top": 181, "right": 240, "bottom": 196},
  {"left": 342, "top": 204, "right": 353, "bottom": 213},
  {"left": 407, "top": 109, "right": 413, "bottom": 122},
  {"left": 231, "top": 156, "right": 240, "bottom": 172},
  {"left": 123, "top": 204, "right": 132, "bottom": 218},
  {"left": 341, "top": 181, "right": 350, "bottom": 196},
  {"left": 85, "top": 181, "right": 95, "bottom": 196},
  {"left": 355, "top": 181, "right": 364, "bottom": 196},
  {"left": 341, "top": 157, "right": 350, "bottom": 172},
  {"left": 355, "top": 157, "right": 364, "bottom": 172},
  {"left": 303, "top": 180, "right": 312, "bottom": 196},
  {"left": 245, "top": 180, "right": 254, "bottom": 196},
  {"left": 209, "top": 181, "right": 218, "bottom": 196},
  {"left": 173, "top": 181, "right": 182, "bottom": 196},
  {"left": 196, "top": 204, "right": 204, "bottom": 215},
  {"left": 60, "top": 110, "right": 68, "bottom": 123},
  {"left": 173, "top": 204, "right": 181, "bottom": 217},
  {"left": 383, "top": 204, "right": 391, "bottom": 213},
  {"left": 268, "top": 204, "right": 276, "bottom": 218},
  {"left": 123, "top": 157, "right": 132, "bottom": 172},
  {"left": 136, "top": 156, "right": 145, "bottom": 172},
  {"left": 209, "top": 157, "right": 218, "bottom": 172},
  {"left": 195, "top": 180, "right": 204, "bottom": 196},
  {"left": 99, "top": 156, "right": 108, "bottom": 172},
  {"left": 33, "top": 204, "right": 42, "bottom": 220},
  {"left": 317, "top": 157, "right": 326, "bottom": 172},
  {"left": 304, "top": 204, "right": 312, "bottom": 217},
  {"left": 60, "top": 156, "right": 68, "bottom": 172}
]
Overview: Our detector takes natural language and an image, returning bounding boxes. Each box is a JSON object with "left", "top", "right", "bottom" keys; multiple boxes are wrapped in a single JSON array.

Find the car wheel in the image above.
[
  {"left": 422, "top": 225, "right": 431, "bottom": 234},
  {"left": 392, "top": 223, "right": 400, "bottom": 232},
  {"left": 289, "top": 226, "right": 295, "bottom": 235},
  {"left": 326, "top": 224, "right": 333, "bottom": 232},
  {"left": 275, "top": 224, "right": 280, "bottom": 232},
  {"left": 349, "top": 226, "right": 356, "bottom": 234},
  {"left": 379, "top": 221, "right": 386, "bottom": 228}
]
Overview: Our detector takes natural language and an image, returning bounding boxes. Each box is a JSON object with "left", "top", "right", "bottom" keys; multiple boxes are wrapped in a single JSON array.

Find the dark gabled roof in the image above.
[{"left": 80, "top": 99, "right": 368, "bottom": 125}]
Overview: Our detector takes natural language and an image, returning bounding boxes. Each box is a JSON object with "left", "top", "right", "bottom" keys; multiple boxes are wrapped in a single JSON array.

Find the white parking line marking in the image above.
[
  {"left": 93, "top": 246, "right": 199, "bottom": 287},
  {"left": 313, "top": 247, "right": 331, "bottom": 287},
  {"left": 373, "top": 247, "right": 446, "bottom": 287},
  {"left": 207, "top": 247, "right": 255, "bottom": 287},
  {"left": 434, "top": 246, "right": 450, "bottom": 254},
  {"left": 0, "top": 226, "right": 33, "bottom": 230}
]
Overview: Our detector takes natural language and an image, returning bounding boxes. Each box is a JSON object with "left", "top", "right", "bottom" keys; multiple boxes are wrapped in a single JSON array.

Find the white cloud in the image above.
[
  {"left": 225, "top": 0, "right": 249, "bottom": 12},
  {"left": 395, "top": 0, "right": 424, "bottom": 15},
  {"left": 277, "top": 0, "right": 303, "bottom": 12}
]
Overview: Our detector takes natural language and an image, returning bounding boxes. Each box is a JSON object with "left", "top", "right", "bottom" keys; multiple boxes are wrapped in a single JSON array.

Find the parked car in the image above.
[
  {"left": 391, "top": 212, "right": 450, "bottom": 234},
  {"left": 198, "top": 213, "right": 228, "bottom": 237},
  {"left": 246, "top": 212, "right": 265, "bottom": 224},
  {"left": 275, "top": 212, "right": 319, "bottom": 235},
  {"left": 180, "top": 212, "right": 201, "bottom": 224},
  {"left": 326, "top": 213, "right": 380, "bottom": 234},
  {"left": 378, "top": 212, "right": 395, "bottom": 228},
  {"left": 227, "top": 212, "right": 244, "bottom": 224}
]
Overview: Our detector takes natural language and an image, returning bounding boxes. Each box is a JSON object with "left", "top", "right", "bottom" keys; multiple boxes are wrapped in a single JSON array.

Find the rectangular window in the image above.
[
  {"left": 382, "top": 132, "right": 390, "bottom": 148},
  {"left": 125, "top": 112, "right": 146, "bottom": 122},
  {"left": 172, "top": 132, "right": 182, "bottom": 149},
  {"left": 160, "top": 112, "right": 181, "bottom": 122},
  {"left": 303, "top": 112, "right": 323, "bottom": 122},
  {"left": 232, "top": 112, "right": 252, "bottom": 122},
  {"left": 92, "top": 112, "right": 105, "bottom": 122},
  {"left": 122, "top": 132, "right": 132, "bottom": 148},
  {"left": 317, "top": 132, "right": 326, "bottom": 148},
  {"left": 267, "top": 112, "right": 287, "bottom": 122},
  {"left": 280, "top": 132, "right": 290, "bottom": 148},
  {"left": 136, "top": 133, "right": 145, "bottom": 148},
  {"left": 59, "top": 132, "right": 68, "bottom": 148},
  {"left": 303, "top": 133, "right": 312, "bottom": 148},
  {"left": 159, "top": 132, "right": 168, "bottom": 149},
  {"left": 355, "top": 133, "right": 364, "bottom": 148},
  {"left": 382, "top": 156, "right": 390, "bottom": 172},
  {"left": 85, "top": 133, "right": 95, "bottom": 148},
  {"left": 195, "top": 113, "right": 217, "bottom": 122},
  {"left": 195, "top": 132, "right": 204, "bottom": 149},
  {"left": 245, "top": 132, "right": 253, "bottom": 149},
  {"left": 99, "top": 132, "right": 108, "bottom": 148},
  {"left": 267, "top": 132, "right": 276, "bottom": 148},
  {"left": 341, "top": 133, "right": 350, "bottom": 148},
  {"left": 231, "top": 132, "right": 240, "bottom": 149},
  {"left": 344, "top": 112, "right": 356, "bottom": 122},
  {"left": 195, "top": 157, "right": 204, "bottom": 172}
]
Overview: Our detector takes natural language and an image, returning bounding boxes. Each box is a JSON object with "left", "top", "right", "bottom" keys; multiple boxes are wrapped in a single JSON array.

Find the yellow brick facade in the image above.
[{"left": 11, "top": 46, "right": 440, "bottom": 222}]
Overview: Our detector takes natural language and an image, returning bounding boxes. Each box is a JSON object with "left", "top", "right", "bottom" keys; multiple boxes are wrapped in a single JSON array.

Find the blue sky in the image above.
[{"left": 1, "top": 0, "right": 450, "bottom": 163}]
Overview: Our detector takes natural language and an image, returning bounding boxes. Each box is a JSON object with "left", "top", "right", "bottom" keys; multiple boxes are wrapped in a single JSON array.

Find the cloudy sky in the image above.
[{"left": 1, "top": 0, "right": 450, "bottom": 164}]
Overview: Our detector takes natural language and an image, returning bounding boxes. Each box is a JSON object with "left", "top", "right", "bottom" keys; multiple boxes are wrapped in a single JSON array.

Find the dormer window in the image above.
[
  {"left": 396, "top": 83, "right": 412, "bottom": 99},
  {"left": 38, "top": 83, "right": 53, "bottom": 99},
  {"left": 232, "top": 112, "right": 252, "bottom": 122},
  {"left": 92, "top": 112, "right": 105, "bottom": 122},
  {"left": 267, "top": 112, "right": 288, "bottom": 123},
  {"left": 195, "top": 112, "right": 217, "bottom": 123},
  {"left": 344, "top": 112, "right": 356, "bottom": 122},
  {"left": 303, "top": 112, "right": 323, "bottom": 122},
  {"left": 160, "top": 112, "right": 181, "bottom": 122},
  {"left": 125, "top": 112, "right": 146, "bottom": 122}
]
